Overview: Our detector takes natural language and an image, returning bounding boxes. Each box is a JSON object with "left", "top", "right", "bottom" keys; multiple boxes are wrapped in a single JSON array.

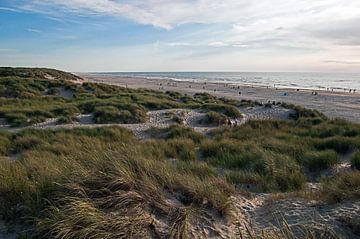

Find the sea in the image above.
[{"left": 92, "top": 72, "right": 360, "bottom": 91}]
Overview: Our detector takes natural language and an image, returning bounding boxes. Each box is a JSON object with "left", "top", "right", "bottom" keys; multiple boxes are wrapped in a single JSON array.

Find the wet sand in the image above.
[{"left": 80, "top": 74, "right": 360, "bottom": 123}]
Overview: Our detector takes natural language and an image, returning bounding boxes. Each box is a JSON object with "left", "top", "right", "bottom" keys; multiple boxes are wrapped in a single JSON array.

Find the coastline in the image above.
[{"left": 80, "top": 73, "right": 360, "bottom": 123}]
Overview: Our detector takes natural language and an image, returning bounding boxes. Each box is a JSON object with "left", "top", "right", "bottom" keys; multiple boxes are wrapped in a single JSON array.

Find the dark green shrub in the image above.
[
  {"left": 94, "top": 106, "right": 120, "bottom": 123},
  {"left": 201, "top": 139, "right": 243, "bottom": 159},
  {"left": 321, "top": 171, "right": 360, "bottom": 203},
  {"left": 313, "top": 137, "right": 359, "bottom": 154},
  {"left": 159, "top": 125, "right": 204, "bottom": 143},
  {"left": 166, "top": 139, "right": 196, "bottom": 161},
  {"left": 13, "top": 135, "right": 45, "bottom": 153},
  {"left": 201, "top": 103, "right": 241, "bottom": 118},
  {"left": 200, "top": 111, "right": 228, "bottom": 126},
  {"left": 302, "top": 150, "right": 340, "bottom": 171},
  {"left": 225, "top": 170, "right": 260, "bottom": 185},
  {"left": 256, "top": 171, "right": 306, "bottom": 192},
  {"left": 176, "top": 161, "right": 217, "bottom": 179},
  {"left": 47, "top": 88, "right": 60, "bottom": 95},
  {"left": 5, "top": 112, "right": 29, "bottom": 127},
  {"left": 57, "top": 116, "right": 77, "bottom": 124},
  {"left": 52, "top": 106, "right": 80, "bottom": 117},
  {"left": 93, "top": 105, "right": 147, "bottom": 124},
  {"left": 0, "top": 135, "right": 11, "bottom": 155},
  {"left": 351, "top": 152, "right": 360, "bottom": 170}
]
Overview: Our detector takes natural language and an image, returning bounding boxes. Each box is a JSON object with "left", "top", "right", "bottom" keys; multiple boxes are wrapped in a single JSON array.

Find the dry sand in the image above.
[{"left": 80, "top": 74, "right": 360, "bottom": 123}]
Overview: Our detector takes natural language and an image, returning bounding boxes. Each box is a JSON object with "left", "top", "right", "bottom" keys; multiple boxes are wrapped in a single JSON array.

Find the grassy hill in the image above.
[{"left": 0, "top": 67, "right": 82, "bottom": 82}]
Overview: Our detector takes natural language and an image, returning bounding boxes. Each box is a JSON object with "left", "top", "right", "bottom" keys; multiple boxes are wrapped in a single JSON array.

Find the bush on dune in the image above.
[
  {"left": 201, "top": 103, "right": 241, "bottom": 118},
  {"left": 148, "top": 125, "right": 204, "bottom": 143},
  {"left": 301, "top": 150, "right": 341, "bottom": 172},
  {"left": 0, "top": 135, "right": 11, "bottom": 155},
  {"left": 200, "top": 111, "right": 228, "bottom": 126},
  {"left": 313, "top": 136, "right": 359, "bottom": 154},
  {"left": 201, "top": 140, "right": 306, "bottom": 192},
  {"left": 321, "top": 171, "right": 360, "bottom": 203},
  {"left": 351, "top": 151, "right": 360, "bottom": 170},
  {"left": 93, "top": 104, "right": 147, "bottom": 124}
]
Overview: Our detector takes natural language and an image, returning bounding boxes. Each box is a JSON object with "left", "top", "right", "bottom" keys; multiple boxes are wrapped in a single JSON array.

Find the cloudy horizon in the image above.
[{"left": 1, "top": 0, "right": 360, "bottom": 72}]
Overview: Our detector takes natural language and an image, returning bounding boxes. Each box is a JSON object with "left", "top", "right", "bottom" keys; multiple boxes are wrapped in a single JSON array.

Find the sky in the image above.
[{"left": 0, "top": 0, "right": 360, "bottom": 72}]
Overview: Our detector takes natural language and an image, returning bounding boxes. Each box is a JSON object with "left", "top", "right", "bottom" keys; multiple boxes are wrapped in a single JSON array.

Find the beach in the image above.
[{"left": 81, "top": 74, "right": 360, "bottom": 123}]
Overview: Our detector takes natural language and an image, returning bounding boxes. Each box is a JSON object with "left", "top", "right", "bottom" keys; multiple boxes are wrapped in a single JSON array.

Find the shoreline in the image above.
[
  {"left": 79, "top": 74, "right": 360, "bottom": 123},
  {"left": 83, "top": 73, "right": 360, "bottom": 94}
]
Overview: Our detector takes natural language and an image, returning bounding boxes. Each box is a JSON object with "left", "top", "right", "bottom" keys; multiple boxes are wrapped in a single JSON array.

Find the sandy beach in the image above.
[{"left": 81, "top": 74, "right": 360, "bottom": 123}]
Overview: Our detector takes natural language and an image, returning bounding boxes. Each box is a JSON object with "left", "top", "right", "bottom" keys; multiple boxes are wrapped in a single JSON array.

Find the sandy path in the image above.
[
  {"left": 80, "top": 74, "right": 360, "bottom": 123},
  {"left": 232, "top": 195, "right": 360, "bottom": 239},
  {"left": 0, "top": 106, "right": 292, "bottom": 138}
]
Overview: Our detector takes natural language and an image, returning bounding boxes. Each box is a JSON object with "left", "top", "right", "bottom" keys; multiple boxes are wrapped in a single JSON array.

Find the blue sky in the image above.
[{"left": 0, "top": 0, "right": 360, "bottom": 72}]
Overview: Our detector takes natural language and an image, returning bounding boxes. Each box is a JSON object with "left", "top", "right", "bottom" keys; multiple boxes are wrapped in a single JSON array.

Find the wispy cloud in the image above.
[
  {"left": 323, "top": 60, "right": 360, "bottom": 65},
  {"left": 208, "top": 41, "right": 228, "bottom": 47},
  {"left": 165, "top": 42, "right": 192, "bottom": 46},
  {"left": 27, "top": 28, "right": 43, "bottom": 34},
  {"left": 16, "top": 1, "right": 360, "bottom": 49},
  {"left": 2, "top": 0, "right": 360, "bottom": 72},
  {"left": 0, "top": 48, "right": 17, "bottom": 52},
  {"left": 0, "top": 7, "right": 21, "bottom": 12}
]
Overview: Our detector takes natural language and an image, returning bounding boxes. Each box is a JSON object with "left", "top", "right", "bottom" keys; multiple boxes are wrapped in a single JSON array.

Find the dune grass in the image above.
[
  {"left": 0, "top": 127, "right": 233, "bottom": 238},
  {"left": 351, "top": 151, "right": 360, "bottom": 170},
  {"left": 320, "top": 171, "right": 360, "bottom": 203},
  {"left": 200, "top": 111, "right": 228, "bottom": 126},
  {"left": 1, "top": 68, "right": 360, "bottom": 238},
  {"left": 0, "top": 68, "right": 245, "bottom": 127}
]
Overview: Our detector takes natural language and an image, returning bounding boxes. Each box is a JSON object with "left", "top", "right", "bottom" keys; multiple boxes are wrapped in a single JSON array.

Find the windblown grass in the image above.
[
  {"left": 351, "top": 151, "right": 360, "bottom": 170},
  {"left": 1, "top": 68, "right": 360, "bottom": 238},
  {"left": 0, "top": 127, "right": 233, "bottom": 238},
  {"left": 320, "top": 171, "right": 360, "bottom": 203}
]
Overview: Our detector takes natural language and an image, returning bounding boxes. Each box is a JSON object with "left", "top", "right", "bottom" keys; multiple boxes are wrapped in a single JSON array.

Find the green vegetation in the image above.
[
  {"left": 93, "top": 104, "right": 147, "bottom": 124},
  {"left": 0, "top": 67, "right": 82, "bottom": 81},
  {"left": 302, "top": 150, "right": 340, "bottom": 172},
  {"left": 351, "top": 151, "right": 360, "bottom": 170},
  {"left": 1, "top": 68, "right": 360, "bottom": 238},
  {"left": 200, "top": 111, "right": 228, "bottom": 126},
  {"left": 321, "top": 171, "right": 360, "bottom": 203},
  {"left": 0, "top": 67, "right": 243, "bottom": 127},
  {"left": 0, "top": 127, "right": 232, "bottom": 238},
  {"left": 201, "top": 103, "right": 241, "bottom": 118}
]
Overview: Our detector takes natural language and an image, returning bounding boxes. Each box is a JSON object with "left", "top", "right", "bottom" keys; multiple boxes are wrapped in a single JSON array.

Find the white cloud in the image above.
[
  {"left": 27, "top": 28, "right": 43, "bottom": 33},
  {"left": 208, "top": 41, "right": 228, "bottom": 47},
  {"left": 5, "top": 0, "right": 360, "bottom": 71},
  {"left": 165, "top": 42, "right": 191, "bottom": 46}
]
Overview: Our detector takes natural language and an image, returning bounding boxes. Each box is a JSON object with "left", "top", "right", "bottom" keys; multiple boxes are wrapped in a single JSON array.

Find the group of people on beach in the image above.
[{"left": 157, "top": 81, "right": 357, "bottom": 97}]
